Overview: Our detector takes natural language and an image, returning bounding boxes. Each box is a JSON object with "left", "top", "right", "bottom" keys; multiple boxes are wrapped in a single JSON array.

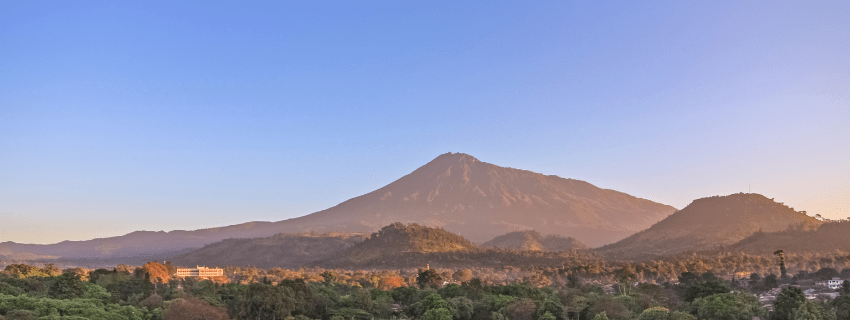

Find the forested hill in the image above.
[
  {"left": 597, "top": 193, "right": 822, "bottom": 260},
  {"left": 730, "top": 220, "right": 850, "bottom": 254},
  {"left": 169, "top": 233, "right": 368, "bottom": 269},
  {"left": 482, "top": 230, "right": 588, "bottom": 251},
  {"left": 312, "top": 223, "right": 603, "bottom": 269},
  {"left": 318, "top": 223, "right": 477, "bottom": 265}
]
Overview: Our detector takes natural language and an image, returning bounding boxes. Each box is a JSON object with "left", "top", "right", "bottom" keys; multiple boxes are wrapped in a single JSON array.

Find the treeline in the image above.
[{"left": 3, "top": 262, "right": 850, "bottom": 320}]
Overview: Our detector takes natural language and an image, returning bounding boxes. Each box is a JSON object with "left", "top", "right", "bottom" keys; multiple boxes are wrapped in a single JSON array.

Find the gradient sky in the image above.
[{"left": 2, "top": 1, "right": 848, "bottom": 244}]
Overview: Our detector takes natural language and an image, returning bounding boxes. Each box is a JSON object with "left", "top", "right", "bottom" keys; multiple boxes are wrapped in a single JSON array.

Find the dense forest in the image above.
[
  {"left": 3, "top": 214, "right": 850, "bottom": 319},
  {"left": 2, "top": 261, "right": 850, "bottom": 320}
]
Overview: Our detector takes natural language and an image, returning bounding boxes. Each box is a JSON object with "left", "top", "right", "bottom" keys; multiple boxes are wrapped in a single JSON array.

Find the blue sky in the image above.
[{"left": 1, "top": 1, "right": 848, "bottom": 244}]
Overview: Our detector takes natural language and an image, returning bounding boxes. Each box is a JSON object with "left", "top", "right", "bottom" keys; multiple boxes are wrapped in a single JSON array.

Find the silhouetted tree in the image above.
[
  {"left": 775, "top": 250, "right": 787, "bottom": 278},
  {"left": 417, "top": 269, "right": 443, "bottom": 289}
]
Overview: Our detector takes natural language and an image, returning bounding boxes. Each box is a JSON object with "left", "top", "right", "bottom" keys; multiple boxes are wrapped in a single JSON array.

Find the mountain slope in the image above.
[
  {"left": 482, "top": 230, "right": 588, "bottom": 251},
  {"left": 3, "top": 152, "right": 676, "bottom": 258},
  {"left": 169, "top": 233, "right": 368, "bottom": 268},
  {"left": 597, "top": 193, "right": 823, "bottom": 260},
  {"left": 279, "top": 152, "right": 676, "bottom": 246},
  {"left": 0, "top": 221, "right": 285, "bottom": 258},
  {"left": 730, "top": 221, "right": 850, "bottom": 254},
  {"left": 323, "top": 223, "right": 477, "bottom": 265}
]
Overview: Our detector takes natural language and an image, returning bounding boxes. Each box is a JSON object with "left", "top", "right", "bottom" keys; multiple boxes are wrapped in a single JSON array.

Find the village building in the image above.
[
  {"left": 175, "top": 266, "right": 224, "bottom": 279},
  {"left": 827, "top": 278, "right": 845, "bottom": 290}
]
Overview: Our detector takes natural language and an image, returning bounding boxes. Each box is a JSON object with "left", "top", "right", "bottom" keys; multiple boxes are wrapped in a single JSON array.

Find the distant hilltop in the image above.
[{"left": 597, "top": 193, "right": 822, "bottom": 260}]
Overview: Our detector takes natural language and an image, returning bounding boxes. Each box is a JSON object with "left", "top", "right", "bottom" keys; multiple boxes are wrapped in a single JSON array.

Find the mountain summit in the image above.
[{"left": 283, "top": 152, "right": 676, "bottom": 245}]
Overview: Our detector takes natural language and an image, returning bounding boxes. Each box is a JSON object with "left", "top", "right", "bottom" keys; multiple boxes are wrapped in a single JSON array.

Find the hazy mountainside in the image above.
[
  {"left": 730, "top": 221, "right": 850, "bottom": 254},
  {"left": 597, "top": 193, "right": 823, "bottom": 260},
  {"left": 170, "top": 233, "right": 367, "bottom": 269},
  {"left": 482, "top": 230, "right": 588, "bottom": 251},
  {"left": 318, "top": 223, "right": 477, "bottom": 265},
  {"left": 1, "top": 152, "right": 674, "bottom": 258},
  {"left": 313, "top": 223, "right": 602, "bottom": 269},
  {"left": 0, "top": 221, "right": 285, "bottom": 258},
  {"left": 281, "top": 152, "right": 676, "bottom": 246}
]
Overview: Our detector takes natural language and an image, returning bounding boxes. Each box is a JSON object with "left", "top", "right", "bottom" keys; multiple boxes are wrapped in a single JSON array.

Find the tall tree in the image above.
[
  {"left": 772, "top": 287, "right": 806, "bottom": 320},
  {"left": 417, "top": 269, "right": 443, "bottom": 289},
  {"left": 775, "top": 250, "right": 788, "bottom": 279}
]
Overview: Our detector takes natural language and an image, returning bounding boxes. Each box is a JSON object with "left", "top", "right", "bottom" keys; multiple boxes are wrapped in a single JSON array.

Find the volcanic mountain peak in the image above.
[
  {"left": 293, "top": 152, "right": 676, "bottom": 245},
  {"left": 597, "top": 193, "right": 823, "bottom": 260}
]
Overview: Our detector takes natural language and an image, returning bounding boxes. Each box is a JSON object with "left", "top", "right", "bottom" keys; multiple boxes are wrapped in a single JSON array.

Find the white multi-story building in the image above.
[
  {"left": 175, "top": 266, "right": 223, "bottom": 278},
  {"left": 828, "top": 278, "right": 844, "bottom": 290}
]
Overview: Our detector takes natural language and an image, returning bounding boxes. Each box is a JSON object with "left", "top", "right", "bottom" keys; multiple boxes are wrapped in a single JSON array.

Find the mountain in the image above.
[
  {"left": 597, "top": 193, "right": 823, "bottom": 260},
  {"left": 729, "top": 221, "right": 850, "bottom": 254},
  {"left": 2, "top": 152, "right": 675, "bottom": 259},
  {"left": 169, "top": 233, "right": 368, "bottom": 269},
  {"left": 482, "top": 230, "right": 588, "bottom": 251},
  {"left": 280, "top": 152, "right": 676, "bottom": 246},
  {"left": 313, "top": 223, "right": 603, "bottom": 269}
]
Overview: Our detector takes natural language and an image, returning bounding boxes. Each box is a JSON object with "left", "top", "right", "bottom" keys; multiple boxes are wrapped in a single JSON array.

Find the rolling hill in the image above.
[
  {"left": 2, "top": 152, "right": 676, "bottom": 259},
  {"left": 482, "top": 230, "right": 588, "bottom": 251},
  {"left": 596, "top": 193, "right": 823, "bottom": 260},
  {"left": 318, "top": 223, "right": 477, "bottom": 265},
  {"left": 169, "top": 233, "right": 368, "bottom": 269},
  {"left": 313, "top": 223, "right": 603, "bottom": 269}
]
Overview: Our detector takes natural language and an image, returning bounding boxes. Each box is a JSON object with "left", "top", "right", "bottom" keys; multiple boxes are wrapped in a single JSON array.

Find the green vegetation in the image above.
[{"left": 3, "top": 262, "right": 850, "bottom": 320}]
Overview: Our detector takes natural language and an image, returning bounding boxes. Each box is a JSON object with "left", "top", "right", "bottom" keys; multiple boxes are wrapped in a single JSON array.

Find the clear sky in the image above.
[{"left": 1, "top": 1, "right": 848, "bottom": 244}]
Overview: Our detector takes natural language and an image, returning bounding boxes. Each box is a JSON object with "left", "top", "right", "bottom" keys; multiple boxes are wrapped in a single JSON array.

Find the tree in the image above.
[
  {"left": 48, "top": 272, "right": 86, "bottom": 299},
  {"left": 775, "top": 250, "right": 788, "bottom": 279},
  {"left": 3, "top": 264, "right": 47, "bottom": 279},
  {"left": 418, "top": 269, "right": 443, "bottom": 289},
  {"left": 638, "top": 307, "right": 671, "bottom": 320},
  {"left": 691, "top": 292, "right": 763, "bottom": 320},
  {"left": 164, "top": 297, "right": 229, "bottom": 320},
  {"left": 42, "top": 263, "right": 61, "bottom": 277},
  {"left": 448, "top": 296, "right": 474, "bottom": 320},
  {"left": 506, "top": 298, "right": 536, "bottom": 320},
  {"left": 141, "top": 261, "right": 170, "bottom": 292},
  {"left": 422, "top": 308, "right": 454, "bottom": 320},
  {"left": 454, "top": 269, "right": 474, "bottom": 283},
  {"left": 683, "top": 279, "right": 731, "bottom": 303},
  {"left": 765, "top": 274, "right": 779, "bottom": 289},
  {"left": 2, "top": 309, "right": 39, "bottom": 320},
  {"left": 592, "top": 312, "right": 610, "bottom": 320},
  {"left": 615, "top": 266, "right": 638, "bottom": 296},
  {"left": 378, "top": 276, "right": 405, "bottom": 290},
  {"left": 831, "top": 295, "right": 850, "bottom": 320},
  {"left": 567, "top": 296, "right": 589, "bottom": 320},
  {"left": 773, "top": 287, "right": 806, "bottom": 320},
  {"left": 321, "top": 271, "right": 336, "bottom": 283},
  {"left": 791, "top": 300, "right": 828, "bottom": 320}
]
